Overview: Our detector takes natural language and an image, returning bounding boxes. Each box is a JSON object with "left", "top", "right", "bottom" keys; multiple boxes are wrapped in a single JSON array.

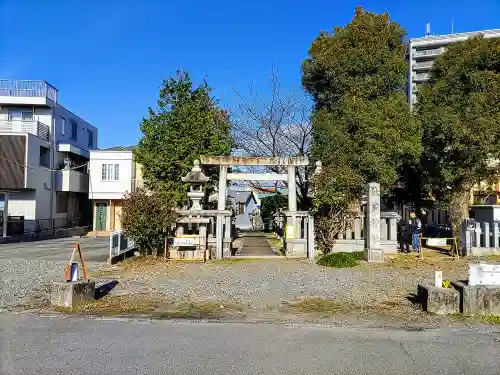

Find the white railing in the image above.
[
  {"left": 0, "top": 120, "right": 50, "bottom": 140},
  {"left": 462, "top": 220, "right": 500, "bottom": 256},
  {"left": 413, "top": 61, "right": 434, "bottom": 70},
  {"left": 414, "top": 73, "right": 430, "bottom": 82},
  {"left": 0, "top": 79, "right": 57, "bottom": 102},
  {"left": 413, "top": 47, "right": 445, "bottom": 58},
  {"left": 338, "top": 212, "right": 399, "bottom": 241},
  {"left": 109, "top": 230, "right": 136, "bottom": 259}
]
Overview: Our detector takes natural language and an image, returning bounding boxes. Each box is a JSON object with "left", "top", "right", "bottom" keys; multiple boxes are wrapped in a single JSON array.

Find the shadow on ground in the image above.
[{"left": 95, "top": 280, "right": 119, "bottom": 300}]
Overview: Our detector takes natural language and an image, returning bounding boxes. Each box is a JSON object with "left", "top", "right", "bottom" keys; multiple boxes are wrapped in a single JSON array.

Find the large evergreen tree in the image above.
[
  {"left": 417, "top": 36, "right": 500, "bottom": 237},
  {"left": 135, "top": 71, "right": 234, "bottom": 206},
  {"left": 302, "top": 7, "right": 421, "bottom": 252}
]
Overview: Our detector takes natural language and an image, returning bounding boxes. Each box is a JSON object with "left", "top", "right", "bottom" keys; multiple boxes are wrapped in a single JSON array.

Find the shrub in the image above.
[
  {"left": 121, "top": 188, "right": 177, "bottom": 255},
  {"left": 317, "top": 251, "right": 364, "bottom": 268}
]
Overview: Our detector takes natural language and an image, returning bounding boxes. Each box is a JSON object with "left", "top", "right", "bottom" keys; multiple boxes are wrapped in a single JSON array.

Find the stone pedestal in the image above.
[
  {"left": 452, "top": 280, "right": 500, "bottom": 315},
  {"left": 50, "top": 280, "right": 95, "bottom": 308},
  {"left": 364, "top": 248, "right": 384, "bottom": 263},
  {"left": 285, "top": 240, "right": 307, "bottom": 258},
  {"left": 418, "top": 284, "right": 459, "bottom": 315}
]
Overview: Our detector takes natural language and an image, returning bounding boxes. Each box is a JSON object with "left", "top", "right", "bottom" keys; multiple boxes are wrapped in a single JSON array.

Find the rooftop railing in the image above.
[{"left": 0, "top": 80, "right": 57, "bottom": 103}]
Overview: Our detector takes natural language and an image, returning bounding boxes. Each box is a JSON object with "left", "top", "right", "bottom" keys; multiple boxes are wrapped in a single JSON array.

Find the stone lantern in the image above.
[{"left": 181, "top": 159, "right": 209, "bottom": 211}]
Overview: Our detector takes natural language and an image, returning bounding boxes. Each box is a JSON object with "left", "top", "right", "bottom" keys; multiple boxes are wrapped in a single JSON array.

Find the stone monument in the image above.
[{"left": 364, "top": 182, "right": 384, "bottom": 262}]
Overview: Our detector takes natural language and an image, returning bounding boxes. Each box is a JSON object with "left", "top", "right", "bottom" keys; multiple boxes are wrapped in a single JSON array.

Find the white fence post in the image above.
[
  {"left": 494, "top": 222, "right": 499, "bottom": 248},
  {"left": 484, "top": 222, "right": 490, "bottom": 248},
  {"left": 474, "top": 222, "right": 482, "bottom": 248},
  {"left": 380, "top": 219, "right": 388, "bottom": 241},
  {"left": 354, "top": 218, "right": 361, "bottom": 240}
]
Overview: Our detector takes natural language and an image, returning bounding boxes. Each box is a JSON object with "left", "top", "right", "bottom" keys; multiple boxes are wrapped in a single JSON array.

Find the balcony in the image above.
[
  {"left": 0, "top": 80, "right": 58, "bottom": 106},
  {"left": 413, "top": 60, "right": 434, "bottom": 70},
  {"left": 413, "top": 47, "right": 445, "bottom": 59},
  {"left": 56, "top": 170, "right": 89, "bottom": 193},
  {"left": 0, "top": 120, "right": 49, "bottom": 140}
]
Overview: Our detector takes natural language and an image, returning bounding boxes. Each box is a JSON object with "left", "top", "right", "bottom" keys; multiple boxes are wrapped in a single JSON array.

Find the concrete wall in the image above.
[
  {"left": 25, "top": 133, "right": 54, "bottom": 220},
  {"left": 88, "top": 150, "right": 133, "bottom": 200}
]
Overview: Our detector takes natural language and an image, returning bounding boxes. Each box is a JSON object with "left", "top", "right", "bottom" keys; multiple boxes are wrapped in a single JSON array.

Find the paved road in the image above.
[
  {"left": 0, "top": 237, "right": 109, "bottom": 263},
  {"left": 238, "top": 232, "right": 275, "bottom": 256},
  {"left": 1, "top": 314, "right": 499, "bottom": 375}
]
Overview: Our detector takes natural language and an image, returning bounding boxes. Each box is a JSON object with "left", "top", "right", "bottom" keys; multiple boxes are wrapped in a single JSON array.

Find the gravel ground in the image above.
[
  {"left": 91, "top": 257, "right": 469, "bottom": 309},
  {"left": 0, "top": 259, "right": 64, "bottom": 308},
  {"left": 0, "top": 254, "right": 472, "bottom": 314}
]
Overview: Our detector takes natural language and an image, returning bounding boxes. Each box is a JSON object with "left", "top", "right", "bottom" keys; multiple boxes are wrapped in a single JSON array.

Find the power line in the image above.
[{"left": 0, "top": 154, "right": 89, "bottom": 172}]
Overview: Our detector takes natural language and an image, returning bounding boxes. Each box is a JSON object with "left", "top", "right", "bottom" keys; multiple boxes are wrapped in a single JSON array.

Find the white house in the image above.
[
  {"left": 88, "top": 147, "right": 143, "bottom": 232},
  {"left": 0, "top": 79, "right": 98, "bottom": 234}
]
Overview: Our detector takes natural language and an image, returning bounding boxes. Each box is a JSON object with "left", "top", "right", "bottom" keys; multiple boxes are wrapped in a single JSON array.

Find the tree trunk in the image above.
[{"left": 448, "top": 189, "right": 470, "bottom": 243}]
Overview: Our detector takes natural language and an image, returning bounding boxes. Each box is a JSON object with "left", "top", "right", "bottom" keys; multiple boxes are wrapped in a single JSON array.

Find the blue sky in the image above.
[{"left": 1, "top": 0, "right": 499, "bottom": 148}]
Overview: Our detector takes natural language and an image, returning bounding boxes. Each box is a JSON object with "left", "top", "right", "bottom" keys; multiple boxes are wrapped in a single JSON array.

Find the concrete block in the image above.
[
  {"left": 364, "top": 248, "right": 384, "bottom": 263},
  {"left": 417, "top": 284, "right": 459, "bottom": 315},
  {"left": 50, "top": 280, "right": 95, "bottom": 309},
  {"left": 452, "top": 280, "right": 500, "bottom": 315}
]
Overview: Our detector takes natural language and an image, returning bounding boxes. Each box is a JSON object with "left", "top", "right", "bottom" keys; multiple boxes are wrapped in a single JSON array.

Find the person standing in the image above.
[{"left": 409, "top": 211, "right": 422, "bottom": 254}]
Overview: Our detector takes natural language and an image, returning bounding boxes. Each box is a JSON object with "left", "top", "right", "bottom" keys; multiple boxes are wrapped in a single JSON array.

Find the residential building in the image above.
[
  {"left": 228, "top": 189, "right": 257, "bottom": 230},
  {"left": 0, "top": 79, "right": 98, "bottom": 234},
  {"left": 408, "top": 28, "right": 500, "bottom": 106},
  {"left": 88, "top": 147, "right": 143, "bottom": 232}
]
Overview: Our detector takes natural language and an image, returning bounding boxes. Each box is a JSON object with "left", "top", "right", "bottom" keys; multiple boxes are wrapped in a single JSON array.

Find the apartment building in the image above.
[
  {"left": 0, "top": 79, "right": 98, "bottom": 234},
  {"left": 88, "top": 147, "right": 143, "bottom": 233},
  {"left": 408, "top": 28, "right": 500, "bottom": 106}
]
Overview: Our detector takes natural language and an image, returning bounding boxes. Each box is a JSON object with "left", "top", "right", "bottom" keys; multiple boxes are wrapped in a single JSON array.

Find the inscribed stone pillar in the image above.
[{"left": 364, "top": 182, "right": 384, "bottom": 262}]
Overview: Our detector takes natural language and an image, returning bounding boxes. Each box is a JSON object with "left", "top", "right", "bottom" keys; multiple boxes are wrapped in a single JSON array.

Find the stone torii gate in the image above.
[{"left": 200, "top": 156, "right": 310, "bottom": 259}]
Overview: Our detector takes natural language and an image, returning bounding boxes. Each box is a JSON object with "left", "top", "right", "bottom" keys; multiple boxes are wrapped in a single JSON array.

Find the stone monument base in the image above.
[
  {"left": 169, "top": 248, "right": 207, "bottom": 261},
  {"left": 452, "top": 280, "right": 500, "bottom": 315},
  {"left": 364, "top": 248, "right": 384, "bottom": 263},
  {"left": 50, "top": 280, "right": 95, "bottom": 309},
  {"left": 286, "top": 240, "right": 307, "bottom": 258},
  {"left": 418, "top": 284, "right": 459, "bottom": 315}
]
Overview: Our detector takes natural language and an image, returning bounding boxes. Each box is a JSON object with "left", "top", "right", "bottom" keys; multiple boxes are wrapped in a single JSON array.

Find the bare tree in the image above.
[{"left": 230, "top": 70, "right": 313, "bottom": 210}]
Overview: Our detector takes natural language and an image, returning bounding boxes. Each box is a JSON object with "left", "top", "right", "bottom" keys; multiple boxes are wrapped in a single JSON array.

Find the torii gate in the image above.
[{"left": 200, "top": 156, "right": 311, "bottom": 259}]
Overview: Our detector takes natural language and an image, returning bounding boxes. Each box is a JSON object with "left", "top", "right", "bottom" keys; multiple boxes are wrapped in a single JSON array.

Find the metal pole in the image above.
[{"left": 2, "top": 192, "right": 8, "bottom": 237}]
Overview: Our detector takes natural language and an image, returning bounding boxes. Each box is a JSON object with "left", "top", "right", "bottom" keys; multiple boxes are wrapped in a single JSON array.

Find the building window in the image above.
[
  {"left": 22, "top": 112, "right": 33, "bottom": 121},
  {"left": 39, "top": 146, "right": 50, "bottom": 168},
  {"left": 238, "top": 202, "right": 245, "bottom": 214},
  {"left": 87, "top": 130, "right": 94, "bottom": 148},
  {"left": 101, "top": 164, "right": 120, "bottom": 181},
  {"left": 56, "top": 192, "right": 68, "bottom": 213},
  {"left": 61, "top": 117, "right": 66, "bottom": 135},
  {"left": 70, "top": 120, "right": 78, "bottom": 140}
]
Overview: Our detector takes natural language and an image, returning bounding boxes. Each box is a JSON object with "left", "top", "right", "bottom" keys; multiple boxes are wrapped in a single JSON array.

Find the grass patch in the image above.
[
  {"left": 54, "top": 295, "right": 158, "bottom": 315},
  {"left": 481, "top": 315, "right": 500, "bottom": 324},
  {"left": 154, "top": 301, "right": 244, "bottom": 320},
  {"left": 281, "top": 297, "right": 344, "bottom": 314},
  {"left": 317, "top": 251, "right": 364, "bottom": 268},
  {"left": 53, "top": 295, "right": 245, "bottom": 320}
]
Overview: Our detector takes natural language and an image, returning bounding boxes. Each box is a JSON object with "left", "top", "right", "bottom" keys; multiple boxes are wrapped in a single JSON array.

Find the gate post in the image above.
[
  {"left": 307, "top": 215, "right": 315, "bottom": 260},
  {"left": 216, "top": 165, "right": 228, "bottom": 259}
]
